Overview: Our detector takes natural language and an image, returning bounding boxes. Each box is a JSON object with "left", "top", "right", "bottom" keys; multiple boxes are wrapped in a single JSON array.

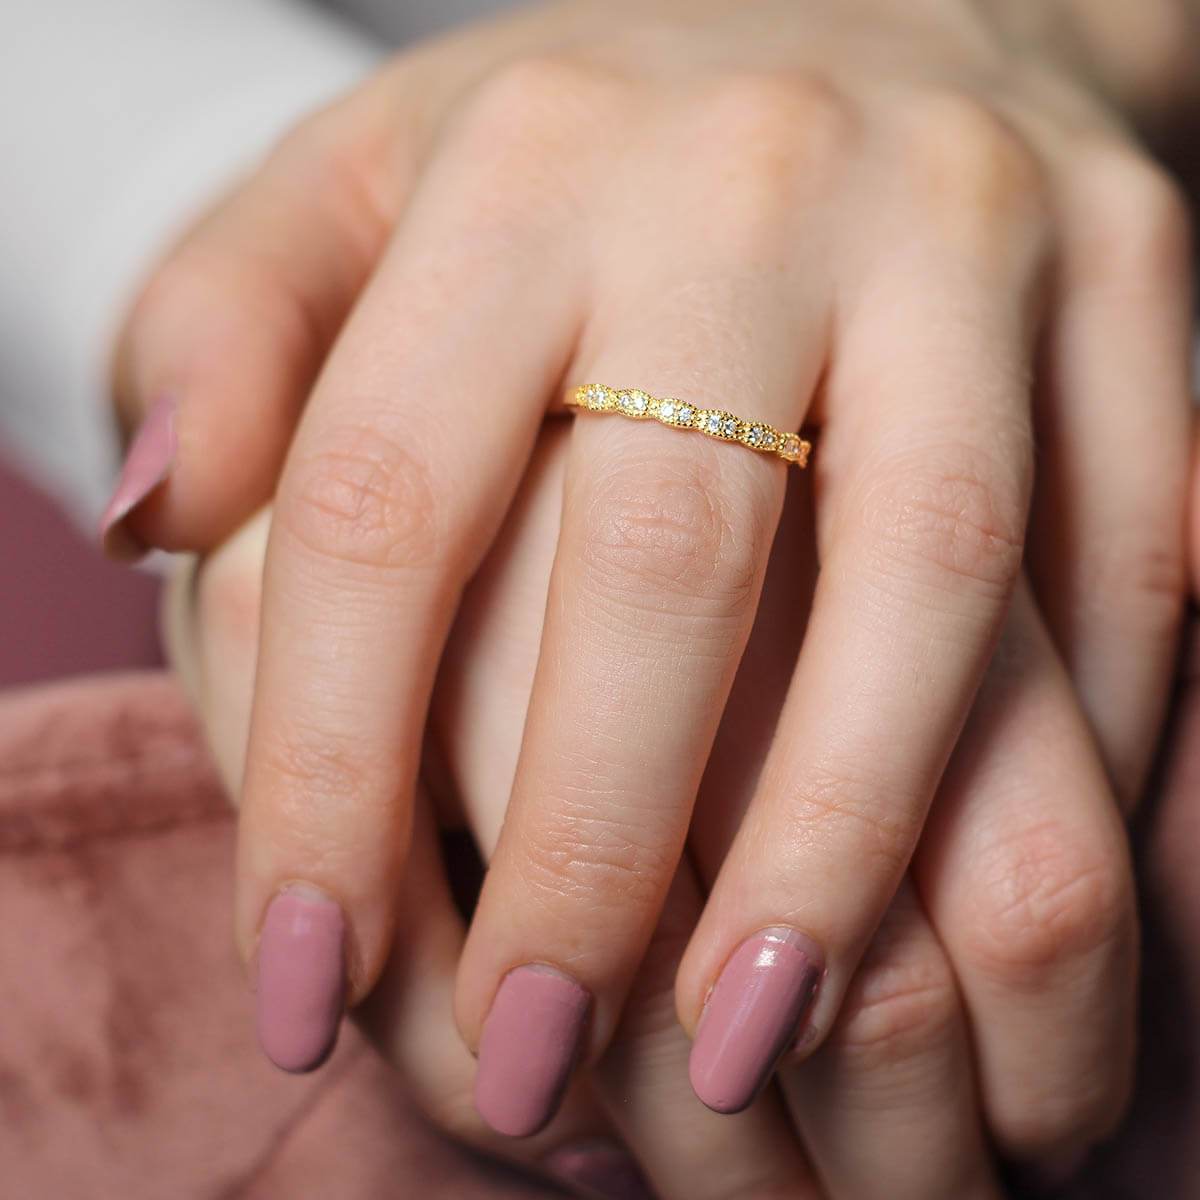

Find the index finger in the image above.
[{"left": 238, "top": 125, "right": 583, "bottom": 1071}]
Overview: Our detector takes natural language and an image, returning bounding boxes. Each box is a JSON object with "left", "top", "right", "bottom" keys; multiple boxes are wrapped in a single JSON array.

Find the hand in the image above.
[
  {"left": 170, "top": 418, "right": 1123, "bottom": 1198},
  {"left": 165, "top": 453, "right": 823, "bottom": 1200},
  {"left": 113, "top": 0, "right": 1191, "bottom": 1171}
]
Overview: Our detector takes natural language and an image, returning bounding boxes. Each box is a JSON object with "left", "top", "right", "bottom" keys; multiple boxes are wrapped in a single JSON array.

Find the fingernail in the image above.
[
  {"left": 99, "top": 393, "right": 176, "bottom": 557},
  {"left": 544, "top": 1139, "right": 654, "bottom": 1199},
  {"left": 255, "top": 885, "right": 345, "bottom": 1073},
  {"left": 474, "top": 964, "right": 591, "bottom": 1137},
  {"left": 688, "top": 926, "right": 823, "bottom": 1114}
]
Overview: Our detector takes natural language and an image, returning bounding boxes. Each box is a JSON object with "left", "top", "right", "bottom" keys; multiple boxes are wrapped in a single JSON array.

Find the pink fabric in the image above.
[
  {"left": 0, "top": 672, "right": 557, "bottom": 1198},
  {"left": 2, "top": 654, "right": 1199, "bottom": 1195}
]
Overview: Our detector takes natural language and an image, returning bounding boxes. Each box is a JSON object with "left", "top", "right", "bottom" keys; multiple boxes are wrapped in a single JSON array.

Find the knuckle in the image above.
[
  {"left": 831, "top": 942, "right": 960, "bottom": 1066},
  {"left": 699, "top": 70, "right": 853, "bottom": 168},
  {"left": 250, "top": 724, "right": 396, "bottom": 859},
  {"left": 265, "top": 106, "right": 393, "bottom": 246},
  {"left": 1071, "top": 524, "right": 1186, "bottom": 648},
  {"left": 1070, "top": 146, "right": 1192, "bottom": 284},
  {"left": 575, "top": 451, "right": 768, "bottom": 617},
  {"left": 280, "top": 423, "right": 443, "bottom": 571},
  {"left": 462, "top": 53, "right": 610, "bottom": 157},
  {"left": 690, "top": 72, "right": 853, "bottom": 239},
  {"left": 254, "top": 715, "right": 379, "bottom": 811},
  {"left": 513, "top": 790, "right": 678, "bottom": 923},
  {"left": 777, "top": 758, "right": 920, "bottom": 883},
  {"left": 573, "top": 451, "right": 768, "bottom": 619},
  {"left": 861, "top": 444, "right": 1029, "bottom": 599},
  {"left": 901, "top": 91, "right": 1046, "bottom": 253},
  {"left": 963, "top": 821, "right": 1133, "bottom": 980}
]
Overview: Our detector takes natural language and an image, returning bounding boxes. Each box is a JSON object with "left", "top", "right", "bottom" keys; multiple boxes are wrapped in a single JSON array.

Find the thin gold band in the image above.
[{"left": 566, "top": 384, "right": 811, "bottom": 468}]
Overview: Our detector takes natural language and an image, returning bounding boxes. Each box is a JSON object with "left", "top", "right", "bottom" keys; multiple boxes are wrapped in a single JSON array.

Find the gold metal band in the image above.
[{"left": 566, "top": 384, "right": 811, "bottom": 468}]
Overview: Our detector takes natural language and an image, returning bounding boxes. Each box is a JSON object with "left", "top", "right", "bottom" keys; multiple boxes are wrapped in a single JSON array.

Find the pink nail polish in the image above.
[
  {"left": 544, "top": 1139, "right": 654, "bottom": 1199},
  {"left": 688, "top": 927, "right": 823, "bottom": 1115},
  {"left": 256, "top": 887, "right": 345, "bottom": 1073},
  {"left": 98, "top": 393, "right": 176, "bottom": 556},
  {"left": 475, "top": 965, "right": 590, "bottom": 1137}
]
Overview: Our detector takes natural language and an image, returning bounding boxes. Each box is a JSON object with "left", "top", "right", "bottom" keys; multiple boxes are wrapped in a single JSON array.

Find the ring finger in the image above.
[
  {"left": 437, "top": 426, "right": 825, "bottom": 1197},
  {"left": 456, "top": 231, "right": 827, "bottom": 1135}
]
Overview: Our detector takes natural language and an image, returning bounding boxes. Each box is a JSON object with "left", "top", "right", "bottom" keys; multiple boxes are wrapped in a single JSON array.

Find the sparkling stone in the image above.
[
  {"left": 764, "top": 431, "right": 778, "bottom": 448},
  {"left": 632, "top": 394, "right": 648, "bottom": 414},
  {"left": 783, "top": 436, "right": 800, "bottom": 457},
  {"left": 659, "top": 400, "right": 677, "bottom": 421},
  {"left": 721, "top": 417, "right": 739, "bottom": 437},
  {"left": 677, "top": 404, "right": 695, "bottom": 424},
  {"left": 704, "top": 412, "right": 723, "bottom": 434},
  {"left": 746, "top": 425, "right": 764, "bottom": 446}
]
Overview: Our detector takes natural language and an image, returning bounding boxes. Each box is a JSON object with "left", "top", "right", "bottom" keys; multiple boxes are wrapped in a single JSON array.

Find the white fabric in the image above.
[{"left": 0, "top": 0, "right": 509, "bottom": 523}]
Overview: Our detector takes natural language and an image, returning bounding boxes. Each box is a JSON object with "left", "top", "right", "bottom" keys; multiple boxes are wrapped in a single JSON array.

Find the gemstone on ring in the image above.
[{"left": 567, "top": 385, "right": 810, "bottom": 468}]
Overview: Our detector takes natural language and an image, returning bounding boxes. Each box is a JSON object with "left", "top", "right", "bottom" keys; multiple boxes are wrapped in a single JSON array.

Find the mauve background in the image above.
[{"left": 0, "top": 447, "right": 161, "bottom": 686}]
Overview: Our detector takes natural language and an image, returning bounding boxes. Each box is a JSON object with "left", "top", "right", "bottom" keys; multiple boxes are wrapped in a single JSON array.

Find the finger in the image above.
[
  {"left": 781, "top": 883, "right": 1002, "bottom": 1200},
  {"left": 457, "top": 218, "right": 828, "bottom": 1134},
  {"left": 915, "top": 579, "right": 1138, "bottom": 1169},
  {"left": 678, "top": 153, "right": 1046, "bottom": 1115},
  {"left": 1028, "top": 140, "right": 1192, "bottom": 807},
  {"left": 686, "top": 463, "right": 817, "bottom": 867},
  {"left": 691, "top": 491, "right": 1000, "bottom": 1198},
  {"left": 594, "top": 865, "right": 823, "bottom": 1200},
  {"left": 435, "top": 441, "right": 823, "bottom": 1198},
  {"left": 104, "top": 90, "right": 410, "bottom": 559},
  {"left": 236, "top": 95, "right": 587, "bottom": 1073},
  {"left": 162, "top": 510, "right": 269, "bottom": 796},
  {"left": 433, "top": 421, "right": 573, "bottom": 851},
  {"left": 361, "top": 792, "right": 636, "bottom": 1197}
]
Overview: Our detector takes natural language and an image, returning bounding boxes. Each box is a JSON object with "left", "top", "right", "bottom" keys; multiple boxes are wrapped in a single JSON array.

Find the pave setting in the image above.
[{"left": 567, "top": 385, "right": 810, "bottom": 467}]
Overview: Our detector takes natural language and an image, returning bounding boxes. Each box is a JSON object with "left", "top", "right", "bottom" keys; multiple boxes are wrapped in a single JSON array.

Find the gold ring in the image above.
[{"left": 566, "top": 384, "right": 811, "bottom": 468}]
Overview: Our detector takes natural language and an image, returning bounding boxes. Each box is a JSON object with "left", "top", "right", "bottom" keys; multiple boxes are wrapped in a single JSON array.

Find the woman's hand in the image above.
[
  {"left": 164, "top": 456, "right": 827, "bottom": 1200},
  {"left": 113, "top": 0, "right": 1191, "bottom": 1167},
  {"left": 167, "top": 416, "right": 1135, "bottom": 1197}
]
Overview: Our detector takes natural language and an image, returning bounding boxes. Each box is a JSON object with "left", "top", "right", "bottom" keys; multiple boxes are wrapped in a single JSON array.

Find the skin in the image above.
[
  {"left": 168, "top": 419, "right": 1133, "bottom": 1195},
  {"left": 112, "top": 0, "right": 1196, "bottom": 1184}
]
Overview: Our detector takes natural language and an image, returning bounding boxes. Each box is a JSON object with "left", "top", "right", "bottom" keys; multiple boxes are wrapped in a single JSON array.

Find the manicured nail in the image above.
[
  {"left": 474, "top": 964, "right": 591, "bottom": 1137},
  {"left": 255, "top": 886, "right": 345, "bottom": 1073},
  {"left": 544, "top": 1139, "right": 655, "bottom": 1199},
  {"left": 688, "top": 926, "right": 823, "bottom": 1114},
  {"left": 98, "top": 393, "right": 176, "bottom": 557}
]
